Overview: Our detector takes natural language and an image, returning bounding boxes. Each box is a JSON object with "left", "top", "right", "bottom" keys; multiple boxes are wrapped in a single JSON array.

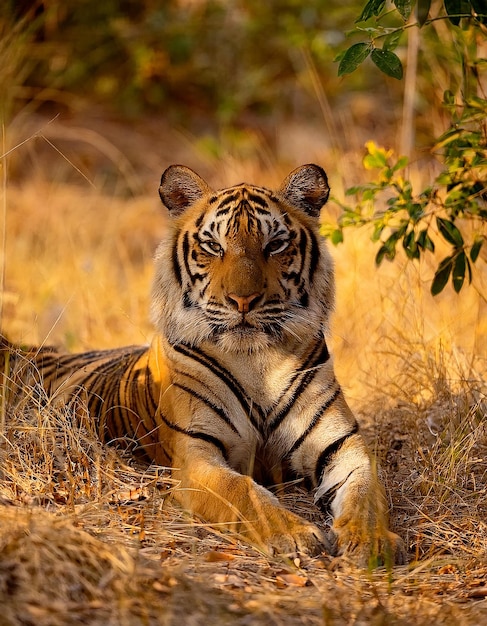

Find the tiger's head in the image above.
[{"left": 151, "top": 164, "right": 335, "bottom": 353}]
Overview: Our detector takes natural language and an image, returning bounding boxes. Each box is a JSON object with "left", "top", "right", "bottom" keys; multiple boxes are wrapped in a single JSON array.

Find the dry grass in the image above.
[{"left": 1, "top": 113, "right": 487, "bottom": 625}]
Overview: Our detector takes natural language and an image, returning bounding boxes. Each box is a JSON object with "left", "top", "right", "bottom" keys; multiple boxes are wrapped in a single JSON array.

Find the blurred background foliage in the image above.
[
  {"left": 1, "top": 0, "right": 362, "bottom": 126},
  {"left": 1, "top": 0, "right": 482, "bottom": 147},
  {"left": 0, "top": 0, "right": 485, "bottom": 294},
  {"left": 0, "top": 0, "right": 484, "bottom": 151},
  {"left": 0, "top": 0, "right": 455, "bottom": 139}
]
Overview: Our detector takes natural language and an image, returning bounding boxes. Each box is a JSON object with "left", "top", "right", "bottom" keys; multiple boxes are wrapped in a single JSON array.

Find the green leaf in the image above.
[
  {"left": 407, "top": 202, "right": 424, "bottom": 221},
  {"left": 403, "top": 229, "right": 420, "bottom": 259},
  {"left": 371, "top": 222, "right": 385, "bottom": 242},
  {"left": 452, "top": 251, "right": 466, "bottom": 292},
  {"left": 338, "top": 43, "right": 372, "bottom": 76},
  {"left": 444, "top": 0, "right": 463, "bottom": 25},
  {"left": 375, "top": 244, "right": 390, "bottom": 265},
  {"left": 394, "top": 0, "right": 412, "bottom": 20},
  {"left": 431, "top": 256, "right": 454, "bottom": 295},
  {"left": 471, "top": 0, "right": 487, "bottom": 24},
  {"left": 362, "top": 188, "right": 378, "bottom": 201},
  {"left": 417, "top": 229, "right": 435, "bottom": 253},
  {"left": 357, "top": 0, "right": 386, "bottom": 22},
  {"left": 333, "top": 50, "right": 347, "bottom": 64},
  {"left": 436, "top": 217, "right": 464, "bottom": 246},
  {"left": 375, "top": 227, "right": 408, "bottom": 265},
  {"left": 383, "top": 29, "right": 402, "bottom": 51},
  {"left": 470, "top": 238, "right": 483, "bottom": 262},
  {"left": 370, "top": 49, "right": 403, "bottom": 79},
  {"left": 364, "top": 153, "right": 387, "bottom": 170},
  {"left": 417, "top": 0, "right": 431, "bottom": 26},
  {"left": 465, "top": 254, "right": 472, "bottom": 283},
  {"left": 345, "top": 185, "right": 366, "bottom": 196},
  {"left": 330, "top": 229, "right": 344, "bottom": 245},
  {"left": 395, "top": 222, "right": 409, "bottom": 239},
  {"left": 443, "top": 90, "right": 455, "bottom": 106},
  {"left": 393, "top": 155, "right": 409, "bottom": 171}
]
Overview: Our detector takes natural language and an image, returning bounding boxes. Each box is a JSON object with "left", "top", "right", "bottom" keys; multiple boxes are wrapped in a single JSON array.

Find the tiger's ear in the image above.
[
  {"left": 279, "top": 164, "right": 330, "bottom": 218},
  {"left": 159, "top": 165, "right": 213, "bottom": 216}
]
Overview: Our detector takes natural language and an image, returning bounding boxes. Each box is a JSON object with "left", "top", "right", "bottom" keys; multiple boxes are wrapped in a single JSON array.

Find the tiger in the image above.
[{"left": 1, "top": 164, "right": 406, "bottom": 566}]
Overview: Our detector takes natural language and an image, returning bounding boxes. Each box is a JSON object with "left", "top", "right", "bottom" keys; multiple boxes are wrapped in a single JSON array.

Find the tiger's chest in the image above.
[{"left": 163, "top": 341, "right": 328, "bottom": 478}]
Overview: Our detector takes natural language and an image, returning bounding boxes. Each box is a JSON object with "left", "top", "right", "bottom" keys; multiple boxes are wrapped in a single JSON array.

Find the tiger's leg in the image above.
[
  {"left": 172, "top": 442, "right": 328, "bottom": 556},
  {"left": 313, "top": 434, "right": 406, "bottom": 566}
]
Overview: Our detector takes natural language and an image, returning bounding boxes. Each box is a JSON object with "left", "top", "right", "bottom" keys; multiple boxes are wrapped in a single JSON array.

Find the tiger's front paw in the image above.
[
  {"left": 329, "top": 523, "right": 407, "bottom": 567},
  {"left": 266, "top": 521, "right": 330, "bottom": 558},
  {"left": 253, "top": 508, "right": 330, "bottom": 558}
]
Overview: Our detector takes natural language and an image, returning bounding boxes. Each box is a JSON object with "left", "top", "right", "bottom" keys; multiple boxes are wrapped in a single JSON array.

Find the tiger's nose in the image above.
[{"left": 227, "top": 292, "right": 262, "bottom": 313}]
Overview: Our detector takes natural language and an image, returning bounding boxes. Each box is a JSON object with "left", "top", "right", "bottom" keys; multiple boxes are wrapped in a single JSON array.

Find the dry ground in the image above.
[{"left": 1, "top": 112, "right": 487, "bottom": 625}]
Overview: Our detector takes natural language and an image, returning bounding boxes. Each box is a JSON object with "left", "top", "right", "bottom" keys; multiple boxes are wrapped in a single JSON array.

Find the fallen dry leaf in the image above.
[
  {"left": 438, "top": 564, "right": 457, "bottom": 575},
  {"left": 214, "top": 573, "right": 246, "bottom": 588},
  {"left": 276, "top": 573, "right": 309, "bottom": 588},
  {"left": 205, "top": 550, "right": 236, "bottom": 562}
]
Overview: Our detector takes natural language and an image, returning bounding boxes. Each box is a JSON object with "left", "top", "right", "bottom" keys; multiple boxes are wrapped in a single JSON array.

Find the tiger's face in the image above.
[{"left": 151, "top": 165, "right": 334, "bottom": 353}]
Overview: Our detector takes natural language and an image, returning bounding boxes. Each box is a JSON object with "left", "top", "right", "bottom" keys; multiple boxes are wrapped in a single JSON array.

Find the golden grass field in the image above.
[{"left": 1, "top": 112, "right": 487, "bottom": 625}]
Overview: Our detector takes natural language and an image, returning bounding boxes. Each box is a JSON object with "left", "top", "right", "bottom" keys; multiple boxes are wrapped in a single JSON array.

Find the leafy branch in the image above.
[
  {"left": 336, "top": 0, "right": 486, "bottom": 79},
  {"left": 328, "top": 0, "right": 487, "bottom": 295},
  {"left": 322, "top": 97, "right": 487, "bottom": 294}
]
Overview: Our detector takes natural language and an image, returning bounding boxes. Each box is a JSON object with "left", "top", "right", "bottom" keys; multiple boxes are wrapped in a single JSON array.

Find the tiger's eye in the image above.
[
  {"left": 201, "top": 240, "right": 223, "bottom": 256},
  {"left": 266, "top": 239, "right": 289, "bottom": 255}
]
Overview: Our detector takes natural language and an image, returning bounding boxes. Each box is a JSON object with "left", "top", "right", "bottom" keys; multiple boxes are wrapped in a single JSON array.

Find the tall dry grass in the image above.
[{"left": 1, "top": 114, "right": 487, "bottom": 625}]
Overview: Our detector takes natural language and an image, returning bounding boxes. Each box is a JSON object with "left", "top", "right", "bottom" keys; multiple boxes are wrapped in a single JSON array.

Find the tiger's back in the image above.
[
  {"left": 2, "top": 164, "right": 405, "bottom": 565},
  {"left": 1, "top": 336, "right": 168, "bottom": 461}
]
